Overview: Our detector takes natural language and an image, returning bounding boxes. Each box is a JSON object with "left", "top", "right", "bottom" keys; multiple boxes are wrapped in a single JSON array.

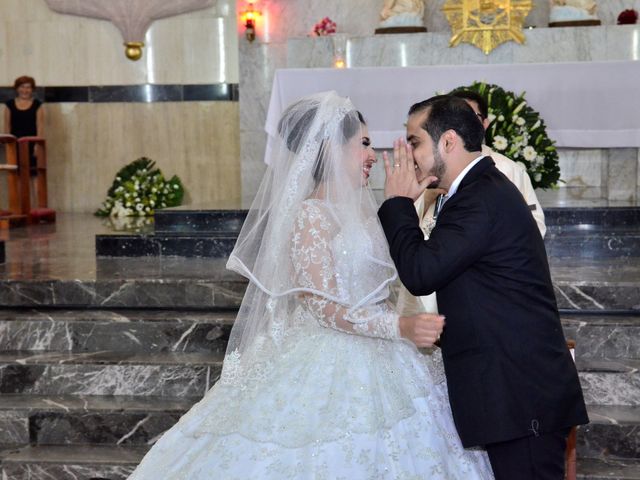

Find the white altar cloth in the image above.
[{"left": 265, "top": 61, "right": 640, "bottom": 163}]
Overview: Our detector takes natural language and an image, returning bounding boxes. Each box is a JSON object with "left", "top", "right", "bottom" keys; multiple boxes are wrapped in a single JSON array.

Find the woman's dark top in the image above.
[
  {"left": 5, "top": 98, "right": 42, "bottom": 174},
  {"left": 5, "top": 98, "right": 41, "bottom": 138}
]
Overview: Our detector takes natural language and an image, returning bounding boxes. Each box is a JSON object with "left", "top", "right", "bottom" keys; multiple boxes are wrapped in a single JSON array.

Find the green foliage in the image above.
[
  {"left": 95, "top": 157, "right": 186, "bottom": 217},
  {"left": 449, "top": 82, "right": 561, "bottom": 189}
]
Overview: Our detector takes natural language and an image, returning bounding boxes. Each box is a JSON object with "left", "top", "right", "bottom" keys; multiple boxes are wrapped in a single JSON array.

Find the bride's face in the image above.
[{"left": 346, "top": 124, "right": 377, "bottom": 187}]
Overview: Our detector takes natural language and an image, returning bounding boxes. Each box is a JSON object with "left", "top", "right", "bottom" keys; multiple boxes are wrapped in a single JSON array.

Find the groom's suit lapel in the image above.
[{"left": 436, "top": 156, "right": 495, "bottom": 221}]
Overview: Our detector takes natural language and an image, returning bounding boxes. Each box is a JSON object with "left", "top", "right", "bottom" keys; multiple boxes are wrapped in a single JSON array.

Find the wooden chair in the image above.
[
  {"left": 0, "top": 134, "right": 28, "bottom": 229},
  {"left": 565, "top": 339, "right": 577, "bottom": 480},
  {"left": 17, "top": 136, "right": 56, "bottom": 224}
]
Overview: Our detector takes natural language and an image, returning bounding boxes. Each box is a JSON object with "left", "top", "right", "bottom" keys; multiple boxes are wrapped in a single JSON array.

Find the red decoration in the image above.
[
  {"left": 617, "top": 9, "right": 638, "bottom": 24},
  {"left": 312, "top": 17, "right": 337, "bottom": 36}
]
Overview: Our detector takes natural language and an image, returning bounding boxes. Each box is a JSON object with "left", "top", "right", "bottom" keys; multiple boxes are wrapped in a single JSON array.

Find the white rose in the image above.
[
  {"left": 523, "top": 146, "right": 537, "bottom": 161},
  {"left": 493, "top": 136, "right": 508, "bottom": 151},
  {"left": 515, "top": 117, "right": 526, "bottom": 126},
  {"left": 136, "top": 204, "right": 144, "bottom": 211},
  {"left": 534, "top": 172, "right": 542, "bottom": 182},
  {"left": 498, "top": 115, "right": 505, "bottom": 122}
]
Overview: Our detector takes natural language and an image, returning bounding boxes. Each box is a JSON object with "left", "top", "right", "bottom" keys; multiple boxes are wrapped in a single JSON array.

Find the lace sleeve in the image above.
[{"left": 291, "top": 201, "right": 400, "bottom": 340}]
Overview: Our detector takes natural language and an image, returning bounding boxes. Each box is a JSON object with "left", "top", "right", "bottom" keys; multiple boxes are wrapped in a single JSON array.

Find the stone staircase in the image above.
[
  {"left": 0, "top": 205, "right": 638, "bottom": 479},
  {"left": 0, "top": 310, "right": 234, "bottom": 478}
]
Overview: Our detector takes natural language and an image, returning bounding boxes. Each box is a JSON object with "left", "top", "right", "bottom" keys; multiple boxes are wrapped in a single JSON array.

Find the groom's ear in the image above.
[{"left": 441, "top": 130, "right": 457, "bottom": 153}]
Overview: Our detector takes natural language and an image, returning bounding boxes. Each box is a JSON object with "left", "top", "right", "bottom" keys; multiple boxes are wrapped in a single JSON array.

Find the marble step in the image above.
[
  {"left": 0, "top": 394, "right": 198, "bottom": 447},
  {"left": 545, "top": 227, "right": 640, "bottom": 259},
  {"left": 577, "top": 457, "right": 640, "bottom": 480},
  {"left": 0, "top": 276, "right": 637, "bottom": 312},
  {"left": 562, "top": 315, "right": 640, "bottom": 360},
  {"left": 153, "top": 206, "right": 640, "bottom": 234},
  {"left": 578, "top": 358, "right": 640, "bottom": 406},
  {"left": 552, "top": 259, "right": 640, "bottom": 313},
  {"left": 95, "top": 232, "right": 238, "bottom": 257},
  {"left": 544, "top": 207, "right": 640, "bottom": 228},
  {"left": 1, "top": 309, "right": 637, "bottom": 362},
  {"left": 0, "top": 444, "right": 142, "bottom": 480},
  {"left": 96, "top": 207, "right": 640, "bottom": 259},
  {"left": 154, "top": 208, "right": 247, "bottom": 234},
  {"left": 0, "top": 309, "right": 235, "bottom": 353},
  {"left": 0, "top": 393, "right": 636, "bottom": 458},
  {"left": 1, "top": 451, "right": 638, "bottom": 480},
  {"left": 0, "top": 351, "right": 222, "bottom": 397},
  {"left": 578, "top": 406, "right": 640, "bottom": 460},
  {"left": 0, "top": 443, "right": 639, "bottom": 480},
  {"left": 96, "top": 228, "right": 640, "bottom": 258}
]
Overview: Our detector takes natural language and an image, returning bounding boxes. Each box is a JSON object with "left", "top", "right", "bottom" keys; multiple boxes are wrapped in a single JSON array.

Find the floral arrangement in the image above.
[
  {"left": 312, "top": 17, "right": 337, "bottom": 36},
  {"left": 95, "top": 157, "right": 185, "bottom": 217},
  {"left": 449, "top": 82, "right": 561, "bottom": 189},
  {"left": 617, "top": 9, "right": 638, "bottom": 24}
]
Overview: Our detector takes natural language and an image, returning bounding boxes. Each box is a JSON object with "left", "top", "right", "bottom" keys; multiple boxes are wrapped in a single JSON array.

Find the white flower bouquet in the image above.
[
  {"left": 450, "top": 82, "right": 561, "bottom": 189},
  {"left": 95, "top": 157, "right": 185, "bottom": 217}
]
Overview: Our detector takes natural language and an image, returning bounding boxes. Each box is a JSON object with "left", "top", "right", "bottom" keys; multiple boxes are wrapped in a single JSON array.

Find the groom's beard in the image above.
[{"left": 428, "top": 149, "right": 447, "bottom": 188}]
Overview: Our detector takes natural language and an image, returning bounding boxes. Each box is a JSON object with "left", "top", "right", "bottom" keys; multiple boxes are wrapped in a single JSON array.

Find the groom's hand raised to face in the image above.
[
  {"left": 383, "top": 139, "right": 437, "bottom": 202},
  {"left": 399, "top": 313, "right": 445, "bottom": 348}
]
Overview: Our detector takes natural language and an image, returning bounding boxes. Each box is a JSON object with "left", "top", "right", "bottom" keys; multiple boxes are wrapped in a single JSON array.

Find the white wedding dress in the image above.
[{"left": 128, "top": 200, "right": 494, "bottom": 480}]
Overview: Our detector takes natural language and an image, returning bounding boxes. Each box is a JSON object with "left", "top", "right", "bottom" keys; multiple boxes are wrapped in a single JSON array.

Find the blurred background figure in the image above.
[{"left": 3, "top": 75, "right": 45, "bottom": 205}]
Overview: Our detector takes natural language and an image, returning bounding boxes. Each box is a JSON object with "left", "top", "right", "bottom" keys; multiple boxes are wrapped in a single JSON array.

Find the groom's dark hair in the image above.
[{"left": 408, "top": 95, "right": 484, "bottom": 152}]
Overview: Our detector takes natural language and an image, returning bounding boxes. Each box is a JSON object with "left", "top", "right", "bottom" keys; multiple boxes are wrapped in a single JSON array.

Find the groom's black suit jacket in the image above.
[{"left": 379, "top": 157, "right": 588, "bottom": 447}]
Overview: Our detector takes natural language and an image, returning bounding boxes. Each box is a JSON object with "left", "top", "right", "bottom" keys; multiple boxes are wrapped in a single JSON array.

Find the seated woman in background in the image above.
[{"left": 3, "top": 75, "right": 45, "bottom": 202}]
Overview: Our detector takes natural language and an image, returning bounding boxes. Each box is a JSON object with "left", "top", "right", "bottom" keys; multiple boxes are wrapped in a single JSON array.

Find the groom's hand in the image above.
[
  {"left": 383, "top": 139, "right": 437, "bottom": 202},
  {"left": 399, "top": 313, "right": 445, "bottom": 348}
]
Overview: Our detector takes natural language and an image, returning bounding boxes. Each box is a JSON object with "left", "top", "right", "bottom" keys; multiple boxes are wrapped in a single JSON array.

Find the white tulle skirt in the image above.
[{"left": 128, "top": 321, "right": 494, "bottom": 480}]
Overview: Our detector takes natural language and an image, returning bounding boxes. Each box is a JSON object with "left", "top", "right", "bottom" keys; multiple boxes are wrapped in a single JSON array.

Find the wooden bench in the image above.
[
  {"left": 0, "top": 134, "right": 27, "bottom": 228},
  {"left": 17, "top": 136, "right": 56, "bottom": 224}
]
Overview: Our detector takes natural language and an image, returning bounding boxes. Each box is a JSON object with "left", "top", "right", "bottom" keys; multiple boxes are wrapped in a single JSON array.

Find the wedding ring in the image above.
[{"left": 394, "top": 163, "right": 401, "bottom": 167}]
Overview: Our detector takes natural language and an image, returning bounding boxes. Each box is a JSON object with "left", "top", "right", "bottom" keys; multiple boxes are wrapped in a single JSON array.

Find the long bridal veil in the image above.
[{"left": 225, "top": 91, "right": 397, "bottom": 360}]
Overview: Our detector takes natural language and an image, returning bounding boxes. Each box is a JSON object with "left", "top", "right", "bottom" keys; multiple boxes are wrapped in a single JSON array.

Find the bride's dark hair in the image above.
[{"left": 277, "top": 100, "right": 366, "bottom": 185}]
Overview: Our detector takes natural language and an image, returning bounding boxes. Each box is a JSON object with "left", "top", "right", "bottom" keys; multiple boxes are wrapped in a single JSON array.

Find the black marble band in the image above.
[{"left": 0, "top": 83, "right": 239, "bottom": 103}]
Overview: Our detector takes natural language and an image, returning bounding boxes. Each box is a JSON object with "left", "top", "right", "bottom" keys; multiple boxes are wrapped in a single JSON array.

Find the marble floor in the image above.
[{"left": 1, "top": 187, "right": 639, "bottom": 284}]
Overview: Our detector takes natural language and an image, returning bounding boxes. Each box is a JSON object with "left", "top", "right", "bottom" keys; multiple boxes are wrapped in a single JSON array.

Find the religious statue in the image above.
[
  {"left": 378, "top": 0, "right": 426, "bottom": 29},
  {"left": 549, "top": 0, "right": 600, "bottom": 25}
]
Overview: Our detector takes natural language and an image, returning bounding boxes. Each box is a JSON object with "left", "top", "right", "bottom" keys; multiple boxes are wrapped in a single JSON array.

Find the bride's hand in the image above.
[{"left": 399, "top": 313, "right": 445, "bottom": 348}]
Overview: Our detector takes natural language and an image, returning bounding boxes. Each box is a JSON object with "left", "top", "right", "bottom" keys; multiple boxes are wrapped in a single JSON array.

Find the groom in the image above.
[{"left": 378, "top": 95, "right": 588, "bottom": 479}]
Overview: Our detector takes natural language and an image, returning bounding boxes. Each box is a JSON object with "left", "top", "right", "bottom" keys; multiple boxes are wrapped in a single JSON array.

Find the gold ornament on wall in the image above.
[{"left": 442, "top": 0, "right": 532, "bottom": 54}]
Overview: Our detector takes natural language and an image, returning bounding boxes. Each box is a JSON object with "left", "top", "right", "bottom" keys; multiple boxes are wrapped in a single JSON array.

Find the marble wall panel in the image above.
[
  {"left": 558, "top": 149, "right": 607, "bottom": 188},
  {"left": 0, "top": 0, "right": 239, "bottom": 86},
  {"left": 637, "top": 149, "right": 640, "bottom": 199},
  {"left": 238, "top": 41, "right": 287, "bottom": 196},
  {"left": 43, "top": 102, "right": 240, "bottom": 213},
  {"left": 608, "top": 149, "right": 639, "bottom": 202},
  {"left": 289, "top": 25, "right": 639, "bottom": 68}
]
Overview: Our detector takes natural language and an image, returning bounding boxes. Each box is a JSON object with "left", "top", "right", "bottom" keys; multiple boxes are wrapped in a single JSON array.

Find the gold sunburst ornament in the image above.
[{"left": 442, "top": 0, "right": 532, "bottom": 54}]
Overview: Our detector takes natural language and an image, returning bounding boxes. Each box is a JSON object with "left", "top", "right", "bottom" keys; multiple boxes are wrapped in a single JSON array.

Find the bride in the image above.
[{"left": 128, "top": 92, "right": 493, "bottom": 479}]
